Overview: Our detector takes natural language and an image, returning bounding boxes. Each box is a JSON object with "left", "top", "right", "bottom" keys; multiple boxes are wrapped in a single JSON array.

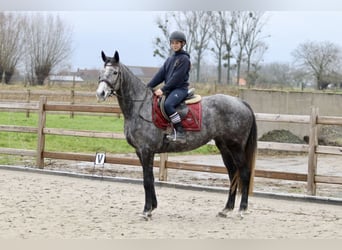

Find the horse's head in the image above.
[{"left": 96, "top": 50, "right": 122, "bottom": 102}]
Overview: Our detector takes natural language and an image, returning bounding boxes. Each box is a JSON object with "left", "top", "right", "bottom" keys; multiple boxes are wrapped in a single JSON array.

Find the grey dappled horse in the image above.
[{"left": 96, "top": 51, "right": 257, "bottom": 219}]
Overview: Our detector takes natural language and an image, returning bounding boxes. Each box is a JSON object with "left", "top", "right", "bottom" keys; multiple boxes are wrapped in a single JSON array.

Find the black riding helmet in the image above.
[{"left": 169, "top": 31, "right": 186, "bottom": 44}]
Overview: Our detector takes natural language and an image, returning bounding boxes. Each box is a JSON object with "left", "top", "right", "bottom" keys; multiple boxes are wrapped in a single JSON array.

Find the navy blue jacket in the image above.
[{"left": 148, "top": 50, "right": 190, "bottom": 94}]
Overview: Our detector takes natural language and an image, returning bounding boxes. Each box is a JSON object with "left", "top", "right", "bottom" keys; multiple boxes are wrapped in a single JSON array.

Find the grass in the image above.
[
  {"left": 0, "top": 112, "right": 133, "bottom": 154},
  {"left": 0, "top": 111, "right": 219, "bottom": 165}
]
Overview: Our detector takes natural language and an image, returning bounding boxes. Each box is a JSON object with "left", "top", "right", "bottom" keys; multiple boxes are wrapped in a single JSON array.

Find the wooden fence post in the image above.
[
  {"left": 70, "top": 89, "right": 75, "bottom": 118},
  {"left": 26, "top": 89, "right": 31, "bottom": 118},
  {"left": 159, "top": 153, "right": 168, "bottom": 181},
  {"left": 36, "top": 96, "right": 47, "bottom": 169},
  {"left": 307, "top": 106, "right": 318, "bottom": 195}
]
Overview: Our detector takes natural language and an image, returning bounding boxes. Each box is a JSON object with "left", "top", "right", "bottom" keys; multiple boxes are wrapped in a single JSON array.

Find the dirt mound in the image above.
[
  {"left": 318, "top": 125, "right": 342, "bottom": 146},
  {"left": 259, "top": 127, "right": 342, "bottom": 147},
  {"left": 259, "top": 129, "right": 305, "bottom": 144}
]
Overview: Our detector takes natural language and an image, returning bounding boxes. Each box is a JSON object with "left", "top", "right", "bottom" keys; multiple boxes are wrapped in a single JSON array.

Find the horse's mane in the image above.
[
  {"left": 118, "top": 62, "right": 153, "bottom": 104},
  {"left": 120, "top": 63, "right": 148, "bottom": 88}
]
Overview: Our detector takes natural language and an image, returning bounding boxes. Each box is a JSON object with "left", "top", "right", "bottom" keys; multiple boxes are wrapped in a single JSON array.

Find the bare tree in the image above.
[
  {"left": 231, "top": 11, "right": 248, "bottom": 85},
  {"left": 153, "top": 11, "right": 268, "bottom": 84},
  {"left": 210, "top": 11, "right": 232, "bottom": 84},
  {"left": 153, "top": 11, "right": 213, "bottom": 82},
  {"left": 219, "top": 11, "right": 236, "bottom": 85},
  {"left": 243, "top": 12, "right": 269, "bottom": 87},
  {"left": 232, "top": 11, "right": 268, "bottom": 86},
  {"left": 182, "top": 11, "right": 213, "bottom": 82},
  {"left": 0, "top": 12, "right": 26, "bottom": 84},
  {"left": 153, "top": 13, "right": 173, "bottom": 59},
  {"left": 292, "top": 68, "right": 313, "bottom": 90},
  {"left": 171, "top": 12, "right": 195, "bottom": 56},
  {"left": 257, "top": 62, "right": 293, "bottom": 87},
  {"left": 292, "top": 40, "right": 342, "bottom": 90},
  {"left": 24, "top": 13, "right": 73, "bottom": 85},
  {"left": 245, "top": 40, "right": 268, "bottom": 87}
]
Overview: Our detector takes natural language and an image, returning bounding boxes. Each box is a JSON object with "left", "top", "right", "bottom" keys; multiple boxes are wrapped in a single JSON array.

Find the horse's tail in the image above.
[{"left": 242, "top": 101, "right": 257, "bottom": 195}]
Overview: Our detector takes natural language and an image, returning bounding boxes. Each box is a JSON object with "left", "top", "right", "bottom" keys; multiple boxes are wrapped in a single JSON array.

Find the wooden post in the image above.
[
  {"left": 70, "top": 89, "right": 75, "bottom": 118},
  {"left": 36, "top": 96, "right": 47, "bottom": 169},
  {"left": 26, "top": 89, "right": 31, "bottom": 118},
  {"left": 159, "top": 153, "right": 168, "bottom": 181},
  {"left": 307, "top": 106, "right": 318, "bottom": 195}
]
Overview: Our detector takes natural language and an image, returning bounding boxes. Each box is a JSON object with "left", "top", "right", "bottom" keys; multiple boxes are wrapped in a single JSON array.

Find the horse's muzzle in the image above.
[
  {"left": 96, "top": 81, "right": 110, "bottom": 102},
  {"left": 96, "top": 90, "right": 106, "bottom": 102}
]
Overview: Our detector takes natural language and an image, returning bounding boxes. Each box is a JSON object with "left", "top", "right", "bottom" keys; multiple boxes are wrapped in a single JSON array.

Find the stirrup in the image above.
[{"left": 166, "top": 129, "right": 186, "bottom": 143}]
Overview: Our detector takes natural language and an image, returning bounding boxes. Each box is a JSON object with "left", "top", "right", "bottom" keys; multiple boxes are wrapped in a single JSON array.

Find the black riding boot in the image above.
[{"left": 167, "top": 122, "right": 186, "bottom": 143}]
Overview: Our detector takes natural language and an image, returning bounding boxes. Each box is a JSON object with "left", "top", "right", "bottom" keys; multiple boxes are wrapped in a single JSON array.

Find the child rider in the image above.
[{"left": 147, "top": 31, "right": 191, "bottom": 143}]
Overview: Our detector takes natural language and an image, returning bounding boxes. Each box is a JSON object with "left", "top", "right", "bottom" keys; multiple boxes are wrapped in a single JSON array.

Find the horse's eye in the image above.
[{"left": 113, "top": 71, "right": 118, "bottom": 75}]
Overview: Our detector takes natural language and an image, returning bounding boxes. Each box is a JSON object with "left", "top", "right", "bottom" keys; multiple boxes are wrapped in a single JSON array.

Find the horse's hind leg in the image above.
[
  {"left": 228, "top": 148, "right": 251, "bottom": 218},
  {"left": 136, "top": 148, "right": 157, "bottom": 219},
  {"left": 215, "top": 140, "right": 238, "bottom": 217},
  {"left": 238, "top": 155, "right": 251, "bottom": 217}
]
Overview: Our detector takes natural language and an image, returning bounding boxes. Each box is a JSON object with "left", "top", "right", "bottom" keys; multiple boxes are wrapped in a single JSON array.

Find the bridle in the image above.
[
  {"left": 97, "top": 60, "right": 153, "bottom": 123},
  {"left": 98, "top": 62, "right": 122, "bottom": 97}
]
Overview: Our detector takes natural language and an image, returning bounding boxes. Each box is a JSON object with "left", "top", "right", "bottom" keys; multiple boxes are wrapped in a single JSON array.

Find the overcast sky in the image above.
[
  {"left": 56, "top": 11, "right": 342, "bottom": 70},
  {"left": 3, "top": 1, "right": 342, "bottom": 71}
]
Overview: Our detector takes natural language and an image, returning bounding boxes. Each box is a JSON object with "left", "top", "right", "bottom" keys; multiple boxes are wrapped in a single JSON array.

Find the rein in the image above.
[
  {"left": 99, "top": 63, "right": 153, "bottom": 123},
  {"left": 102, "top": 64, "right": 151, "bottom": 102}
]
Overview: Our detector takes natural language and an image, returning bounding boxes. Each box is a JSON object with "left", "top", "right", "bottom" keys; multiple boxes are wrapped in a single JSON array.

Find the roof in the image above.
[
  {"left": 49, "top": 75, "right": 84, "bottom": 82},
  {"left": 76, "top": 66, "right": 159, "bottom": 82},
  {"left": 128, "top": 66, "right": 158, "bottom": 79}
]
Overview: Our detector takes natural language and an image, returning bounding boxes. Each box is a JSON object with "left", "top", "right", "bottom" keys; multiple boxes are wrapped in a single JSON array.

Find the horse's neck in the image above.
[{"left": 118, "top": 66, "right": 152, "bottom": 118}]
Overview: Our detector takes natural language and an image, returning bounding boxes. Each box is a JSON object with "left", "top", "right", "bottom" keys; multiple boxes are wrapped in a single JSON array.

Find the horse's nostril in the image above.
[{"left": 96, "top": 90, "right": 105, "bottom": 100}]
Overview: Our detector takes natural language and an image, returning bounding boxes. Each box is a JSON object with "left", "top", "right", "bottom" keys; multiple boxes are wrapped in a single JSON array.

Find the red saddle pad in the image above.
[{"left": 152, "top": 96, "right": 202, "bottom": 131}]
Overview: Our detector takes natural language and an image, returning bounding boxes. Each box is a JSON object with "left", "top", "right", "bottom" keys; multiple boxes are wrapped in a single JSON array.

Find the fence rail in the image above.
[{"left": 1, "top": 96, "right": 342, "bottom": 196}]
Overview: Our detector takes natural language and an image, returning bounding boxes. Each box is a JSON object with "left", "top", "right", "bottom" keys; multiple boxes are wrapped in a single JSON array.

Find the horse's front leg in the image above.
[{"left": 136, "top": 148, "right": 157, "bottom": 220}]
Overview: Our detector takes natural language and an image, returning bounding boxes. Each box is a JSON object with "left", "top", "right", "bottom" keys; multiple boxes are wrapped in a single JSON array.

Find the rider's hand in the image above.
[{"left": 154, "top": 89, "right": 163, "bottom": 96}]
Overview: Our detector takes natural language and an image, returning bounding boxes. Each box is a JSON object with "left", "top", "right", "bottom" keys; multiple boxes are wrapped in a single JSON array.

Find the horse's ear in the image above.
[
  {"left": 114, "top": 51, "right": 119, "bottom": 63},
  {"left": 101, "top": 51, "right": 107, "bottom": 62}
]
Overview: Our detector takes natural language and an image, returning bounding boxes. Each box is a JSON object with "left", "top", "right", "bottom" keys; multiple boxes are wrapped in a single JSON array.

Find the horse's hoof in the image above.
[
  {"left": 239, "top": 209, "right": 249, "bottom": 219},
  {"left": 217, "top": 211, "right": 227, "bottom": 218},
  {"left": 140, "top": 210, "right": 153, "bottom": 221},
  {"left": 217, "top": 209, "right": 231, "bottom": 218},
  {"left": 140, "top": 213, "right": 152, "bottom": 221}
]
